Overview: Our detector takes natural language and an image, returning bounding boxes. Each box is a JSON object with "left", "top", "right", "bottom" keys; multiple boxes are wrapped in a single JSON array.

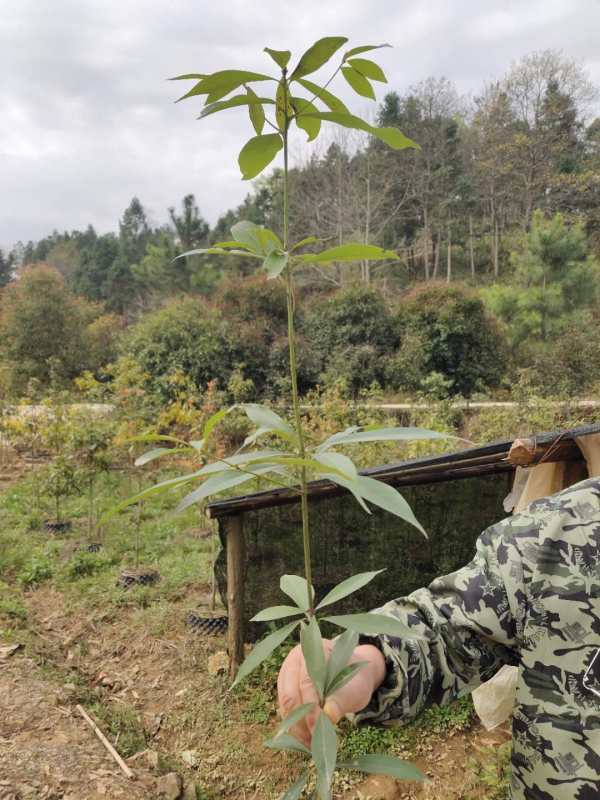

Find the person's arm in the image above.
[
  {"left": 278, "top": 513, "right": 528, "bottom": 740},
  {"left": 355, "top": 515, "right": 525, "bottom": 724}
]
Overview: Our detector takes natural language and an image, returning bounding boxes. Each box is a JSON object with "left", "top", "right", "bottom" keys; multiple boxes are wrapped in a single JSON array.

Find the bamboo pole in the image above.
[{"left": 76, "top": 705, "right": 135, "bottom": 779}]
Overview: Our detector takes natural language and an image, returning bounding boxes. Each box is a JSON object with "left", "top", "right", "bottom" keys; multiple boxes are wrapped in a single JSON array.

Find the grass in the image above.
[
  {"left": 89, "top": 702, "right": 148, "bottom": 758},
  {"left": 465, "top": 741, "right": 512, "bottom": 799},
  {"left": 339, "top": 695, "right": 476, "bottom": 760},
  {"left": 0, "top": 468, "right": 215, "bottom": 613}
]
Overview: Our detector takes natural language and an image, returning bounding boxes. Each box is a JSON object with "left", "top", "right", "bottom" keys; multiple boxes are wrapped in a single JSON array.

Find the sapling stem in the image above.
[{"left": 282, "top": 70, "right": 313, "bottom": 614}]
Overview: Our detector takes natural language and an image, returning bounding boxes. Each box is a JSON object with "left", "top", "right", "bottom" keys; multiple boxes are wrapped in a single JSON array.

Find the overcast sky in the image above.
[{"left": 2, "top": 0, "right": 600, "bottom": 251}]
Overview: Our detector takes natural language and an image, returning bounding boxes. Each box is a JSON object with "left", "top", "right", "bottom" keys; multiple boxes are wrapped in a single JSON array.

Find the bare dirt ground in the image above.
[
  {"left": 0, "top": 654, "right": 156, "bottom": 800},
  {"left": 1, "top": 587, "right": 512, "bottom": 800}
]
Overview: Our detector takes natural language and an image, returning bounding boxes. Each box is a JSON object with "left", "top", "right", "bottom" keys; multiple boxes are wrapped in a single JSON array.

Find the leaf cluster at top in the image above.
[{"left": 172, "top": 36, "right": 418, "bottom": 181}]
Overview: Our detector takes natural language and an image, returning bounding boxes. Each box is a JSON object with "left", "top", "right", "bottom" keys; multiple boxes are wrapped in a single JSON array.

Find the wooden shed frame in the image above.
[{"left": 206, "top": 423, "right": 600, "bottom": 675}]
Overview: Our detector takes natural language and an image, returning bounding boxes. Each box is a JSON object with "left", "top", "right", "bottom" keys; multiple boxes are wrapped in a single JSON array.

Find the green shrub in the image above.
[
  {"left": 520, "top": 310, "right": 600, "bottom": 396},
  {"left": 305, "top": 286, "right": 398, "bottom": 394},
  {"left": 396, "top": 283, "right": 508, "bottom": 396},
  {"left": 18, "top": 557, "right": 53, "bottom": 588},
  {"left": 484, "top": 212, "right": 599, "bottom": 349},
  {"left": 122, "top": 297, "right": 233, "bottom": 402},
  {"left": 0, "top": 264, "right": 118, "bottom": 395},
  {"left": 65, "top": 551, "right": 112, "bottom": 580}
]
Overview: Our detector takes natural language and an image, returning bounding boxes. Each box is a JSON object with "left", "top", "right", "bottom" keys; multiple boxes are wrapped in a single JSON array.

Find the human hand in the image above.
[{"left": 277, "top": 639, "right": 386, "bottom": 746}]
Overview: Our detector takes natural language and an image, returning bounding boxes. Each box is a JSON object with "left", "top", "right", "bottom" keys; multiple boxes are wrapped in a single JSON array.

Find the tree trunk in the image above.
[
  {"left": 493, "top": 219, "right": 499, "bottom": 278},
  {"left": 337, "top": 151, "right": 343, "bottom": 285},
  {"left": 423, "top": 208, "right": 430, "bottom": 281},
  {"left": 446, "top": 221, "right": 452, "bottom": 283},
  {"left": 363, "top": 161, "right": 371, "bottom": 285},
  {"left": 469, "top": 215, "right": 475, "bottom": 279},
  {"left": 432, "top": 231, "right": 440, "bottom": 279}
]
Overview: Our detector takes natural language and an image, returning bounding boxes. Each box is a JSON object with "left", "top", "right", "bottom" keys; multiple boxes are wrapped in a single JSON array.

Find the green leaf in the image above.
[
  {"left": 241, "top": 426, "right": 295, "bottom": 449},
  {"left": 324, "top": 629, "right": 358, "bottom": 689},
  {"left": 341, "top": 66, "right": 375, "bottom": 100},
  {"left": 290, "top": 36, "right": 348, "bottom": 80},
  {"left": 207, "top": 240, "right": 250, "bottom": 249},
  {"left": 251, "top": 605, "right": 305, "bottom": 622},
  {"left": 347, "top": 57, "right": 387, "bottom": 83},
  {"left": 314, "top": 451, "right": 357, "bottom": 479},
  {"left": 169, "top": 72, "right": 207, "bottom": 81},
  {"left": 338, "top": 754, "right": 424, "bottom": 781},
  {"left": 203, "top": 406, "right": 233, "bottom": 442},
  {"left": 324, "top": 612, "right": 426, "bottom": 640},
  {"left": 101, "top": 471, "right": 201, "bottom": 521},
  {"left": 291, "top": 235, "right": 322, "bottom": 252},
  {"left": 175, "top": 463, "right": 285, "bottom": 513},
  {"left": 232, "top": 620, "right": 300, "bottom": 688},
  {"left": 299, "top": 243, "right": 398, "bottom": 264},
  {"left": 311, "top": 712, "right": 338, "bottom": 800},
  {"left": 179, "top": 69, "right": 274, "bottom": 103},
  {"left": 175, "top": 247, "right": 262, "bottom": 259},
  {"left": 291, "top": 97, "right": 321, "bottom": 141},
  {"left": 127, "top": 433, "right": 189, "bottom": 447},
  {"left": 272, "top": 703, "right": 316, "bottom": 738},
  {"left": 231, "top": 222, "right": 282, "bottom": 255},
  {"left": 280, "top": 574, "right": 314, "bottom": 611},
  {"left": 357, "top": 476, "right": 426, "bottom": 533},
  {"left": 276, "top": 79, "right": 293, "bottom": 130},
  {"left": 193, "top": 449, "right": 282, "bottom": 478},
  {"left": 174, "top": 81, "right": 207, "bottom": 102},
  {"left": 300, "top": 617, "right": 327, "bottom": 699},
  {"left": 264, "top": 250, "right": 288, "bottom": 279},
  {"left": 239, "top": 403, "right": 295, "bottom": 437},
  {"left": 325, "top": 661, "right": 367, "bottom": 698},
  {"left": 317, "top": 425, "right": 448, "bottom": 451},
  {"left": 343, "top": 44, "right": 391, "bottom": 59},
  {"left": 243, "top": 453, "right": 355, "bottom": 483},
  {"left": 264, "top": 47, "right": 291, "bottom": 69},
  {"left": 278, "top": 771, "right": 309, "bottom": 799},
  {"left": 265, "top": 733, "right": 310, "bottom": 755},
  {"left": 320, "top": 472, "right": 371, "bottom": 515},
  {"left": 302, "top": 111, "right": 418, "bottom": 150},
  {"left": 316, "top": 570, "right": 384, "bottom": 610},
  {"left": 238, "top": 134, "right": 283, "bottom": 180},
  {"left": 296, "top": 78, "right": 349, "bottom": 113},
  {"left": 331, "top": 475, "right": 425, "bottom": 534},
  {"left": 198, "top": 94, "right": 274, "bottom": 120},
  {"left": 247, "top": 86, "right": 266, "bottom": 135},
  {"left": 134, "top": 447, "right": 189, "bottom": 466}
]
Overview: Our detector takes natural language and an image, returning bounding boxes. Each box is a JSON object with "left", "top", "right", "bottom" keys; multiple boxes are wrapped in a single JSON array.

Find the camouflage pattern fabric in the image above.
[{"left": 355, "top": 477, "right": 600, "bottom": 799}]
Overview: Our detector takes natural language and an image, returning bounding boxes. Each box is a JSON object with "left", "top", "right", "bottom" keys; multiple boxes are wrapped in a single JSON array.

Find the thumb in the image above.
[{"left": 323, "top": 697, "right": 344, "bottom": 725}]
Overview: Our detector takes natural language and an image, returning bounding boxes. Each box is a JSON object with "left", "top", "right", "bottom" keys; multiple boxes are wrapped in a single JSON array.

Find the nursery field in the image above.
[{"left": 0, "top": 441, "right": 514, "bottom": 800}]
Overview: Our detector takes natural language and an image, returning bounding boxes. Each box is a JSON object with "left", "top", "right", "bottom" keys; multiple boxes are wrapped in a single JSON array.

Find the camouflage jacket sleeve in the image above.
[{"left": 355, "top": 516, "right": 524, "bottom": 725}]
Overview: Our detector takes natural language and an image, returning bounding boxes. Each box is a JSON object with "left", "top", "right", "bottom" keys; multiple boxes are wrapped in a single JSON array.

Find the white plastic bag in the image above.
[{"left": 472, "top": 664, "right": 519, "bottom": 730}]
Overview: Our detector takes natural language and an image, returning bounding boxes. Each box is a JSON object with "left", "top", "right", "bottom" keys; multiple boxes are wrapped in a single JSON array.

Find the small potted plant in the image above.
[
  {"left": 40, "top": 455, "right": 81, "bottom": 534},
  {"left": 71, "top": 423, "right": 113, "bottom": 551},
  {"left": 116, "top": 463, "right": 160, "bottom": 589}
]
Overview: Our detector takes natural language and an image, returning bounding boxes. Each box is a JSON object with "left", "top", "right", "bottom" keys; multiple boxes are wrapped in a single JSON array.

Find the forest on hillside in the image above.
[{"left": 1, "top": 49, "right": 600, "bottom": 404}]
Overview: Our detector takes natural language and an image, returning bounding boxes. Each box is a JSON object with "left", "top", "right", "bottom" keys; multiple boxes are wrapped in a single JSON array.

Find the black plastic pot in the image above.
[
  {"left": 116, "top": 567, "right": 160, "bottom": 589},
  {"left": 44, "top": 520, "right": 72, "bottom": 534},
  {"left": 185, "top": 610, "right": 228, "bottom": 636}
]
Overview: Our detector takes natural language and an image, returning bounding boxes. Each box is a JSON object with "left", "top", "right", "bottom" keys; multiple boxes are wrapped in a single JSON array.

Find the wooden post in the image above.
[{"left": 225, "top": 514, "right": 245, "bottom": 678}]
